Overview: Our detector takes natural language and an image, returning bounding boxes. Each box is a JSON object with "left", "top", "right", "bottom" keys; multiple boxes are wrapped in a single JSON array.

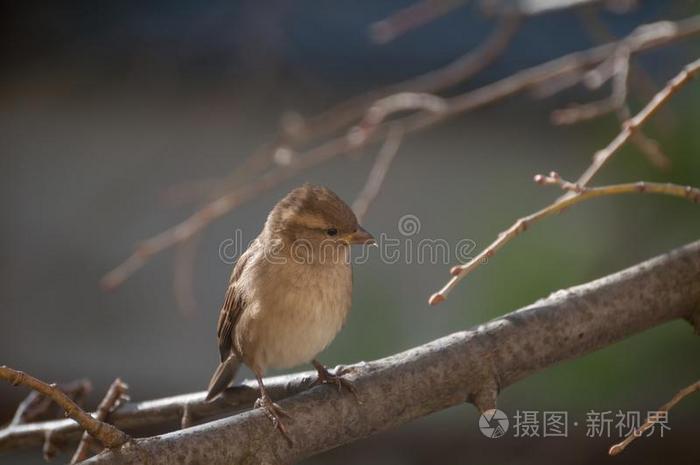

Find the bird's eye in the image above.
[{"left": 326, "top": 228, "right": 338, "bottom": 236}]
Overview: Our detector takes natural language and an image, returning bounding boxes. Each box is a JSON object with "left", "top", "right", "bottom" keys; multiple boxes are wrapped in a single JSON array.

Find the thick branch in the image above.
[{"left": 68, "top": 240, "right": 700, "bottom": 464}]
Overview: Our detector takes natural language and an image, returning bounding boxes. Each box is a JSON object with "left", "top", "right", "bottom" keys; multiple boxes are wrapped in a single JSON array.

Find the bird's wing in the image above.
[{"left": 216, "top": 242, "right": 254, "bottom": 362}]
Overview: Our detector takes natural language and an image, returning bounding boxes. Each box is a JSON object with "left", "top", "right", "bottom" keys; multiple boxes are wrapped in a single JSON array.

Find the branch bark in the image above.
[{"left": 53, "top": 239, "right": 700, "bottom": 464}]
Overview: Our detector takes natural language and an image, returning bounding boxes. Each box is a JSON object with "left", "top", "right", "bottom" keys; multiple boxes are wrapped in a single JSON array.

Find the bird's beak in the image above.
[{"left": 345, "top": 226, "right": 376, "bottom": 245}]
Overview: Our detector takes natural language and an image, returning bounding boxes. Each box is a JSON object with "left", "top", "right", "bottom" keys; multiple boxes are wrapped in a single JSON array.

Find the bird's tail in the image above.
[{"left": 205, "top": 354, "right": 240, "bottom": 401}]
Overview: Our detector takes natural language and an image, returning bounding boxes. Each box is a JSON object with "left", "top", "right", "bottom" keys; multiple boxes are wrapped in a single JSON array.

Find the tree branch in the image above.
[
  {"left": 352, "top": 126, "right": 404, "bottom": 222},
  {"left": 8, "top": 379, "right": 91, "bottom": 427},
  {"left": 369, "top": 0, "right": 469, "bottom": 44},
  {"left": 573, "top": 56, "right": 700, "bottom": 189},
  {"left": 552, "top": 31, "right": 670, "bottom": 169},
  {"left": 17, "top": 239, "right": 695, "bottom": 464},
  {"left": 70, "top": 379, "right": 130, "bottom": 464},
  {"left": 609, "top": 379, "right": 700, "bottom": 456},
  {"left": 0, "top": 367, "right": 130, "bottom": 450}
]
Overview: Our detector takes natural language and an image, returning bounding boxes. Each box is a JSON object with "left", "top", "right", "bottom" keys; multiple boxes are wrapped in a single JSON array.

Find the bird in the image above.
[{"left": 205, "top": 184, "right": 375, "bottom": 442}]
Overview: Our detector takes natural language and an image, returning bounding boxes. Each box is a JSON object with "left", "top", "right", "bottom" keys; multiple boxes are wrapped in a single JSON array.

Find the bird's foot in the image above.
[
  {"left": 312, "top": 363, "right": 360, "bottom": 402},
  {"left": 254, "top": 395, "right": 293, "bottom": 446}
]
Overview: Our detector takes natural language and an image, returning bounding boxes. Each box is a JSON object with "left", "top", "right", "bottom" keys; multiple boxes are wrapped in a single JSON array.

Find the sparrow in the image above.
[{"left": 205, "top": 184, "right": 375, "bottom": 441}]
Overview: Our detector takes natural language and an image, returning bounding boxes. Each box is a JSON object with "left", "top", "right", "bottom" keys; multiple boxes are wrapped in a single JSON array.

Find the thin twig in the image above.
[
  {"left": 180, "top": 402, "right": 196, "bottom": 430},
  {"left": 0, "top": 366, "right": 130, "bottom": 449},
  {"left": 551, "top": 47, "right": 631, "bottom": 125},
  {"left": 348, "top": 93, "right": 444, "bottom": 146},
  {"left": 575, "top": 8, "right": 672, "bottom": 169},
  {"left": 42, "top": 430, "right": 59, "bottom": 461},
  {"left": 609, "top": 380, "right": 700, "bottom": 456},
  {"left": 100, "top": 134, "right": 358, "bottom": 290},
  {"left": 299, "top": 11, "right": 520, "bottom": 144},
  {"left": 103, "top": 16, "right": 700, "bottom": 290},
  {"left": 428, "top": 173, "right": 700, "bottom": 304},
  {"left": 173, "top": 233, "right": 202, "bottom": 317},
  {"left": 70, "top": 379, "right": 129, "bottom": 464},
  {"left": 165, "top": 8, "right": 516, "bottom": 222},
  {"left": 577, "top": 4, "right": 674, "bottom": 126},
  {"left": 369, "top": 0, "right": 469, "bottom": 44},
  {"left": 9, "top": 379, "right": 92, "bottom": 427},
  {"left": 551, "top": 47, "right": 671, "bottom": 169},
  {"left": 573, "top": 57, "right": 700, "bottom": 189},
  {"left": 352, "top": 126, "right": 404, "bottom": 222}
]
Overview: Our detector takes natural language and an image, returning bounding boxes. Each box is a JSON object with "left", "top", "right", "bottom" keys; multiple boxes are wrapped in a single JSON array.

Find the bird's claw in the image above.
[
  {"left": 312, "top": 364, "right": 360, "bottom": 402},
  {"left": 254, "top": 396, "right": 293, "bottom": 446}
]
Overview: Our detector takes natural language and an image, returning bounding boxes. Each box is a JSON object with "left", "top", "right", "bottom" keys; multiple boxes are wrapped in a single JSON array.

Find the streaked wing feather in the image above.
[{"left": 216, "top": 244, "right": 253, "bottom": 361}]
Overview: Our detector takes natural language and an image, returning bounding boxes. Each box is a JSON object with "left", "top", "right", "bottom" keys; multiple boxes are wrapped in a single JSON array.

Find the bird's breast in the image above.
[{"left": 237, "top": 259, "right": 352, "bottom": 371}]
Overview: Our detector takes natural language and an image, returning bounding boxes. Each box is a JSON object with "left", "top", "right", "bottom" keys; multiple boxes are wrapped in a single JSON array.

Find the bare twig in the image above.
[
  {"left": 173, "top": 234, "right": 202, "bottom": 317},
  {"left": 429, "top": 173, "right": 700, "bottom": 304},
  {"left": 100, "top": 135, "right": 359, "bottom": 291},
  {"left": 0, "top": 366, "right": 130, "bottom": 450},
  {"left": 352, "top": 126, "right": 404, "bottom": 222},
  {"left": 300, "top": 11, "right": 520, "bottom": 144},
  {"left": 551, "top": 47, "right": 631, "bottom": 125},
  {"left": 552, "top": 46, "right": 670, "bottom": 168},
  {"left": 577, "top": 4, "right": 672, "bottom": 119},
  {"left": 574, "top": 8, "right": 672, "bottom": 169},
  {"left": 369, "top": 0, "right": 469, "bottom": 44},
  {"left": 10, "top": 381, "right": 92, "bottom": 461},
  {"left": 348, "top": 93, "right": 446, "bottom": 146},
  {"left": 180, "top": 402, "right": 195, "bottom": 429},
  {"left": 42, "top": 430, "right": 59, "bottom": 461},
  {"left": 103, "top": 16, "right": 700, "bottom": 290},
  {"left": 70, "top": 379, "right": 129, "bottom": 464},
  {"left": 9, "top": 379, "right": 92, "bottom": 427},
  {"left": 609, "top": 380, "right": 700, "bottom": 456},
  {"left": 552, "top": 45, "right": 671, "bottom": 168},
  {"left": 573, "top": 57, "right": 700, "bottom": 189}
]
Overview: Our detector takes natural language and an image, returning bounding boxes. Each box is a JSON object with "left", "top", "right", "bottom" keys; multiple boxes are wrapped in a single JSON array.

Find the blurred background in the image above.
[{"left": 2, "top": 1, "right": 700, "bottom": 464}]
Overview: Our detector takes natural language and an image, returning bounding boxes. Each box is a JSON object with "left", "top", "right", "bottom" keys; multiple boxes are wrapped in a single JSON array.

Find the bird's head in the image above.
[{"left": 265, "top": 184, "right": 375, "bottom": 261}]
